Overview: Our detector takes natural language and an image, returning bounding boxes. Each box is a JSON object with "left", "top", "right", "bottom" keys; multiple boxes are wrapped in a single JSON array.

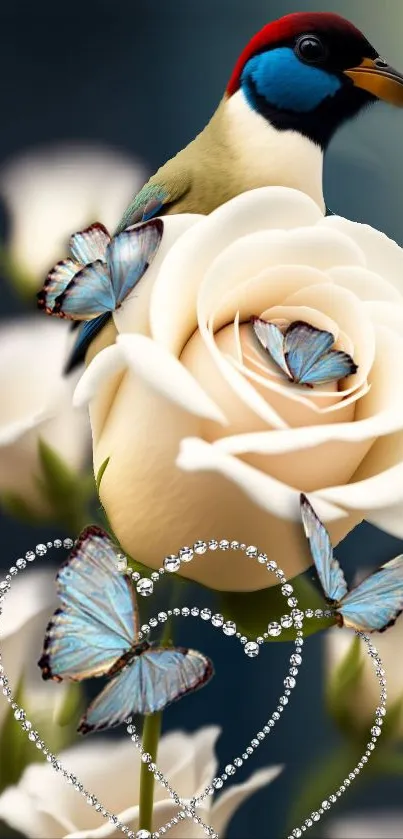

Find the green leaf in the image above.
[
  {"left": 35, "top": 439, "right": 95, "bottom": 532},
  {"left": 219, "top": 569, "right": 335, "bottom": 641},
  {"left": 96, "top": 457, "right": 110, "bottom": 492},
  {"left": 370, "top": 748, "right": 403, "bottom": 776},
  {"left": 326, "top": 634, "right": 363, "bottom": 710},
  {"left": 37, "top": 439, "right": 78, "bottom": 504}
]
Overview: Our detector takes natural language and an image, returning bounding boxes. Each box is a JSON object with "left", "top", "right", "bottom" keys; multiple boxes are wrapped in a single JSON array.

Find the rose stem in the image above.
[
  {"left": 139, "top": 709, "right": 163, "bottom": 832},
  {"left": 138, "top": 611, "right": 174, "bottom": 832}
]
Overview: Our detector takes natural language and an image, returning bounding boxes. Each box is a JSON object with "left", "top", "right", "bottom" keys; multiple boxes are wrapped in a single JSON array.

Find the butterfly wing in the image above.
[
  {"left": 78, "top": 647, "right": 213, "bottom": 733},
  {"left": 53, "top": 261, "right": 115, "bottom": 320},
  {"left": 38, "top": 526, "right": 138, "bottom": 681},
  {"left": 284, "top": 321, "right": 334, "bottom": 383},
  {"left": 69, "top": 223, "right": 110, "bottom": 265},
  {"left": 299, "top": 349, "right": 358, "bottom": 386},
  {"left": 106, "top": 218, "right": 163, "bottom": 306},
  {"left": 251, "top": 317, "right": 290, "bottom": 378},
  {"left": 300, "top": 494, "right": 348, "bottom": 602},
  {"left": 37, "top": 259, "right": 81, "bottom": 314},
  {"left": 339, "top": 554, "right": 403, "bottom": 631}
]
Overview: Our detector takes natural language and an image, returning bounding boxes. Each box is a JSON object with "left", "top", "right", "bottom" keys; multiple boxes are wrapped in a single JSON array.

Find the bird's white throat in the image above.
[{"left": 225, "top": 90, "right": 325, "bottom": 212}]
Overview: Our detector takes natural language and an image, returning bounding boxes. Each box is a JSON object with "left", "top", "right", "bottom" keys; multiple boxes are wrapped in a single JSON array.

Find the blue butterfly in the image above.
[
  {"left": 252, "top": 317, "right": 358, "bottom": 387},
  {"left": 301, "top": 494, "right": 403, "bottom": 632},
  {"left": 37, "top": 218, "right": 163, "bottom": 321},
  {"left": 38, "top": 527, "right": 213, "bottom": 734}
]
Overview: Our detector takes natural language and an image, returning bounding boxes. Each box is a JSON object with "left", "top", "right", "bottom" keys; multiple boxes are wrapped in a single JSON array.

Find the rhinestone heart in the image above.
[{"left": 0, "top": 538, "right": 387, "bottom": 838}]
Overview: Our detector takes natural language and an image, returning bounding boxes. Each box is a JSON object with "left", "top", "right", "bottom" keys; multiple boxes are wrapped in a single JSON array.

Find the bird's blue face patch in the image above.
[{"left": 241, "top": 47, "right": 342, "bottom": 113}]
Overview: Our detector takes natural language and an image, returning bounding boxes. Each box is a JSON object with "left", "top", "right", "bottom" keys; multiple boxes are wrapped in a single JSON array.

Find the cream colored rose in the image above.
[
  {"left": 75, "top": 186, "right": 403, "bottom": 592},
  {"left": 0, "top": 726, "right": 282, "bottom": 838},
  {"left": 0, "top": 317, "right": 89, "bottom": 513}
]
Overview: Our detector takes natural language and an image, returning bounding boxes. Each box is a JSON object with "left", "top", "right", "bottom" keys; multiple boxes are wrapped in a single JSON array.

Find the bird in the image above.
[{"left": 66, "top": 11, "right": 403, "bottom": 371}]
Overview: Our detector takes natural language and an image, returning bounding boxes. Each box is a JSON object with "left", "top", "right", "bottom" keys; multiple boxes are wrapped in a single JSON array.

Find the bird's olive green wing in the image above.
[{"left": 115, "top": 170, "right": 191, "bottom": 234}]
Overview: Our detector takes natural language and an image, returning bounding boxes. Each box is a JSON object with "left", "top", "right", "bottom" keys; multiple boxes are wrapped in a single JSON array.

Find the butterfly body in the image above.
[
  {"left": 38, "top": 527, "right": 213, "bottom": 733},
  {"left": 252, "top": 317, "right": 358, "bottom": 387},
  {"left": 300, "top": 494, "right": 403, "bottom": 632}
]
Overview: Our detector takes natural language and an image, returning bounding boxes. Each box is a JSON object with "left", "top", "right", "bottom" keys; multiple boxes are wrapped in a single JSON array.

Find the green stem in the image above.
[
  {"left": 138, "top": 614, "right": 174, "bottom": 833},
  {"left": 137, "top": 578, "right": 189, "bottom": 832},
  {"left": 139, "top": 711, "right": 163, "bottom": 832}
]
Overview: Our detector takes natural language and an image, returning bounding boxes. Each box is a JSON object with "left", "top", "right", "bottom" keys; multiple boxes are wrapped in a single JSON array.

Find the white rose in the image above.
[
  {"left": 0, "top": 144, "right": 146, "bottom": 292},
  {"left": 0, "top": 567, "right": 68, "bottom": 732},
  {"left": 75, "top": 186, "right": 403, "bottom": 592},
  {"left": 0, "top": 726, "right": 282, "bottom": 838},
  {"left": 0, "top": 317, "right": 89, "bottom": 513}
]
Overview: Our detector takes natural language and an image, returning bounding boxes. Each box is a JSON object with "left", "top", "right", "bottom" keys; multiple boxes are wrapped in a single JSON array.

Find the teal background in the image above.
[{"left": 1, "top": 2, "right": 403, "bottom": 837}]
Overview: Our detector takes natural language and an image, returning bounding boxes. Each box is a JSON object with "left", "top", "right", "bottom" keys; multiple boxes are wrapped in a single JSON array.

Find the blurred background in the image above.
[{"left": 1, "top": 1, "right": 403, "bottom": 837}]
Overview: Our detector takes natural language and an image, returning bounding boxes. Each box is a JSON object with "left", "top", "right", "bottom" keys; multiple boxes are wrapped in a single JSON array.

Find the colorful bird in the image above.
[{"left": 66, "top": 12, "right": 403, "bottom": 369}]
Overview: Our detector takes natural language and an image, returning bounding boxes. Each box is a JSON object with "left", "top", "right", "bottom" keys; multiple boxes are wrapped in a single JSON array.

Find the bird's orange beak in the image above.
[{"left": 345, "top": 57, "right": 403, "bottom": 106}]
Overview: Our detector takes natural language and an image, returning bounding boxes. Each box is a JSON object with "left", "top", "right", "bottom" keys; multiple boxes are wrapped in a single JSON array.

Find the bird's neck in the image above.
[{"left": 220, "top": 90, "right": 325, "bottom": 212}]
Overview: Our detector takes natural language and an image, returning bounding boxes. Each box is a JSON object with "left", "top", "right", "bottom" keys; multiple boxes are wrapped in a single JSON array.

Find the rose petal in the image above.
[
  {"left": 365, "top": 503, "right": 403, "bottom": 538},
  {"left": 317, "top": 460, "right": 403, "bottom": 510},
  {"left": 329, "top": 265, "right": 402, "bottom": 303},
  {"left": 0, "top": 787, "right": 68, "bottom": 838},
  {"left": 114, "top": 214, "right": 202, "bottom": 335},
  {"left": 116, "top": 334, "right": 227, "bottom": 424},
  {"left": 364, "top": 301, "right": 403, "bottom": 334},
  {"left": 0, "top": 410, "right": 53, "bottom": 446},
  {"left": 177, "top": 437, "right": 346, "bottom": 522},
  {"left": 210, "top": 264, "right": 331, "bottom": 333},
  {"left": 198, "top": 227, "right": 365, "bottom": 335},
  {"left": 181, "top": 326, "right": 288, "bottom": 430},
  {"left": 150, "top": 187, "right": 326, "bottom": 355},
  {"left": 322, "top": 215, "right": 403, "bottom": 293},
  {"left": 215, "top": 324, "right": 403, "bottom": 455},
  {"left": 74, "top": 346, "right": 126, "bottom": 408},
  {"left": 66, "top": 800, "right": 211, "bottom": 839},
  {"left": 211, "top": 766, "right": 284, "bottom": 836}
]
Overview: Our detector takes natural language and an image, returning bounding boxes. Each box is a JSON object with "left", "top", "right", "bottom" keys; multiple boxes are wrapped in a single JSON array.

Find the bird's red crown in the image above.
[{"left": 226, "top": 12, "right": 369, "bottom": 96}]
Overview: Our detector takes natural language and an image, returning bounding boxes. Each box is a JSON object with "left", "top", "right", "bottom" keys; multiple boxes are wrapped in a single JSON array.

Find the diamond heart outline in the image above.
[
  {"left": 0, "top": 538, "right": 387, "bottom": 839},
  {"left": 0, "top": 537, "right": 305, "bottom": 839}
]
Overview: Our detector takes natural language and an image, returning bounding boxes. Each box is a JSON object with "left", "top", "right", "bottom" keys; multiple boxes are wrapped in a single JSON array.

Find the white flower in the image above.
[
  {"left": 75, "top": 186, "right": 403, "bottom": 592},
  {"left": 0, "top": 567, "right": 66, "bottom": 732},
  {"left": 0, "top": 726, "right": 283, "bottom": 838},
  {"left": 326, "top": 811, "right": 403, "bottom": 838},
  {"left": 0, "top": 317, "right": 89, "bottom": 512},
  {"left": 0, "top": 144, "right": 147, "bottom": 290},
  {"left": 326, "top": 618, "right": 403, "bottom": 737}
]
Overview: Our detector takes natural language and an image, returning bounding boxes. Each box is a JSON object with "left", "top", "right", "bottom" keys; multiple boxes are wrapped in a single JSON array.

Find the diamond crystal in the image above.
[
  {"left": 163, "top": 554, "right": 180, "bottom": 573},
  {"left": 136, "top": 578, "right": 153, "bottom": 597},
  {"left": 244, "top": 641, "right": 259, "bottom": 658}
]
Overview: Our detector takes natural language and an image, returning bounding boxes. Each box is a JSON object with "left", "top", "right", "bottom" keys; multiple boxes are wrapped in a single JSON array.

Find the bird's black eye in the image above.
[{"left": 295, "top": 35, "right": 328, "bottom": 65}]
